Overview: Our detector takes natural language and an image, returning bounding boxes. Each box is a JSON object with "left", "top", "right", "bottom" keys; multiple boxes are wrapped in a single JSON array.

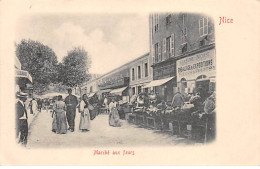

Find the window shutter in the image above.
[
  {"left": 152, "top": 44, "right": 155, "bottom": 64},
  {"left": 199, "top": 19, "right": 203, "bottom": 36},
  {"left": 170, "top": 34, "right": 175, "bottom": 57},
  {"left": 158, "top": 42, "right": 161, "bottom": 62},
  {"left": 163, "top": 38, "right": 166, "bottom": 60},
  {"left": 204, "top": 17, "right": 208, "bottom": 35}
]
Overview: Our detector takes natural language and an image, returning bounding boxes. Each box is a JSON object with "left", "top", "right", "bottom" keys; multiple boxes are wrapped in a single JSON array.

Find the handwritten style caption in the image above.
[{"left": 93, "top": 150, "right": 135, "bottom": 156}]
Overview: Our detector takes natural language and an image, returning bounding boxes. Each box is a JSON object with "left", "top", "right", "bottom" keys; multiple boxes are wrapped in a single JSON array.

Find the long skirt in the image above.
[
  {"left": 109, "top": 108, "right": 121, "bottom": 127},
  {"left": 52, "top": 111, "right": 67, "bottom": 134},
  {"left": 79, "top": 108, "right": 91, "bottom": 130}
]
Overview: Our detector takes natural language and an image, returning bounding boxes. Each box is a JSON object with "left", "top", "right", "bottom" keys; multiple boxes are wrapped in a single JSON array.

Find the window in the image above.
[
  {"left": 181, "top": 27, "right": 187, "bottom": 43},
  {"left": 182, "top": 43, "right": 187, "bottom": 53},
  {"left": 132, "top": 87, "right": 135, "bottom": 95},
  {"left": 154, "top": 14, "right": 159, "bottom": 32},
  {"left": 166, "top": 36, "right": 171, "bottom": 59},
  {"left": 166, "top": 14, "right": 171, "bottom": 25},
  {"left": 138, "top": 86, "right": 142, "bottom": 94},
  {"left": 199, "top": 17, "right": 208, "bottom": 36},
  {"left": 144, "top": 63, "right": 148, "bottom": 77},
  {"left": 171, "top": 34, "right": 175, "bottom": 57},
  {"left": 138, "top": 66, "right": 141, "bottom": 79},
  {"left": 154, "top": 43, "right": 159, "bottom": 63},
  {"left": 181, "top": 14, "right": 187, "bottom": 44},
  {"left": 132, "top": 68, "right": 135, "bottom": 81}
]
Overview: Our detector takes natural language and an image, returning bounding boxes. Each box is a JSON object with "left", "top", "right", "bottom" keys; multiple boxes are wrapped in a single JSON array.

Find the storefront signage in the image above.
[
  {"left": 15, "top": 69, "right": 33, "bottom": 83},
  {"left": 176, "top": 49, "right": 216, "bottom": 81}
]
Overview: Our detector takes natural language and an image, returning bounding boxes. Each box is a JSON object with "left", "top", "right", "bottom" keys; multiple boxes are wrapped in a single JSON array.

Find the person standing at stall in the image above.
[
  {"left": 15, "top": 92, "right": 28, "bottom": 146},
  {"left": 79, "top": 94, "right": 91, "bottom": 132},
  {"left": 64, "top": 88, "right": 78, "bottom": 132},
  {"left": 171, "top": 90, "right": 185, "bottom": 110}
]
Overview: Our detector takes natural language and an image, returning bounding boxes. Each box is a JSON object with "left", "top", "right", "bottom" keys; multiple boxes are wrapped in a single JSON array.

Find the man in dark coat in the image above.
[
  {"left": 15, "top": 92, "right": 28, "bottom": 146},
  {"left": 64, "top": 88, "right": 78, "bottom": 132}
]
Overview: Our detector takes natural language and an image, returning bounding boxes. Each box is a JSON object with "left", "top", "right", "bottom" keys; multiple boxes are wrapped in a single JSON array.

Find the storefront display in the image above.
[{"left": 176, "top": 48, "right": 216, "bottom": 98}]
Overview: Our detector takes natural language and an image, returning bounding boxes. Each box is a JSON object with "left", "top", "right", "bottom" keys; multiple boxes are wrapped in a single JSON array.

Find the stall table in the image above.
[{"left": 146, "top": 116, "right": 156, "bottom": 129}]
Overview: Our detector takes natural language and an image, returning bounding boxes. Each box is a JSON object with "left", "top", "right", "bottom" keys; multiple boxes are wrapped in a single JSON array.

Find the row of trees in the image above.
[{"left": 15, "top": 39, "right": 91, "bottom": 94}]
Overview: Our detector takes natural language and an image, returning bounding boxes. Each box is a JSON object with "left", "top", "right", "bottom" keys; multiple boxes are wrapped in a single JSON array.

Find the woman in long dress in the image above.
[
  {"left": 79, "top": 94, "right": 91, "bottom": 132},
  {"left": 52, "top": 95, "right": 67, "bottom": 134},
  {"left": 109, "top": 99, "right": 121, "bottom": 127}
]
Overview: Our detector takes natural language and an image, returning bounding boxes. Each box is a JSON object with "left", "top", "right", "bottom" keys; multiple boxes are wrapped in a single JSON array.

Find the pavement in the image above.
[{"left": 27, "top": 109, "right": 197, "bottom": 148}]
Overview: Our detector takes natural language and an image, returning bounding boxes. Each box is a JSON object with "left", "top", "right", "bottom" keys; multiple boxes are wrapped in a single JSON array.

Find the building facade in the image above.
[
  {"left": 80, "top": 53, "right": 152, "bottom": 102},
  {"left": 128, "top": 53, "right": 152, "bottom": 98},
  {"left": 149, "top": 13, "right": 215, "bottom": 102}
]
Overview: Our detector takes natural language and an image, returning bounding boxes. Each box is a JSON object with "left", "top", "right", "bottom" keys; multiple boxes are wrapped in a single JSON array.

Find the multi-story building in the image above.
[
  {"left": 80, "top": 61, "right": 130, "bottom": 101},
  {"left": 128, "top": 53, "right": 152, "bottom": 98},
  {"left": 80, "top": 53, "right": 152, "bottom": 102},
  {"left": 149, "top": 13, "right": 216, "bottom": 102}
]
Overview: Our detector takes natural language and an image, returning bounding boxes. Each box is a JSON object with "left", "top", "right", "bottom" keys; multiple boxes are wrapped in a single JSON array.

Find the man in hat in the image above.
[
  {"left": 15, "top": 91, "right": 28, "bottom": 146},
  {"left": 64, "top": 88, "right": 78, "bottom": 132}
]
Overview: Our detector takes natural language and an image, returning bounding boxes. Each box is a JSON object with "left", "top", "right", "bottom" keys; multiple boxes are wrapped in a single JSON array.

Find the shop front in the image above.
[
  {"left": 143, "top": 76, "right": 176, "bottom": 103},
  {"left": 15, "top": 69, "right": 33, "bottom": 97},
  {"left": 151, "top": 58, "right": 177, "bottom": 103},
  {"left": 176, "top": 48, "right": 216, "bottom": 101}
]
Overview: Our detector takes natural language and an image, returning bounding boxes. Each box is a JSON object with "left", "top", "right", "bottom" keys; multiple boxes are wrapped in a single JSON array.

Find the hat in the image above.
[{"left": 16, "top": 91, "right": 28, "bottom": 98}]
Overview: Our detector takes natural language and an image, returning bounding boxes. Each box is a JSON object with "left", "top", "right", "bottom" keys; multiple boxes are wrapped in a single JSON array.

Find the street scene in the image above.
[
  {"left": 27, "top": 109, "right": 195, "bottom": 148},
  {"left": 15, "top": 13, "right": 216, "bottom": 148}
]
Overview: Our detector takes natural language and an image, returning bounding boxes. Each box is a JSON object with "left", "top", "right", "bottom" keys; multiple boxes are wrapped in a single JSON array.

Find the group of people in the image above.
[
  {"left": 15, "top": 93, "right": 43, "bottom": 146},
  {"left": 51, "top": 88, "right": 91, "bottom": 134},
  {"left": 15, "top": 88, "right": 124, "bottom": 146}
]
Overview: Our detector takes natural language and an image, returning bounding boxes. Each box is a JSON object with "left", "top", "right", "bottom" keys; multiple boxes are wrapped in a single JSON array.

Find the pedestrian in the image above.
[
  {"left": 103, "top": 95, "right": 108, "bottom": 113},
  {"left": 79, "top": 94, "right": 91, "bottom": 132},
  {"left": 15, "top": 92, "right": 29, "bottom": 146},
  {"left": 30, "top": 98, "right": 38, "bottom": 115},
  {"left": 52, "top": 95, "right": 67, "bottom": 134},
  {"left": 37, "top": 98, "right": 42, "bottom": 112},
  {"left": 108, "top": 99, "right": 121, "bottom": 127},
  {"left": 171, "top": 90, "right": 185, "bottom": 110},
  {"left": 64, "top": 88, "right": 78, "bottom": 132}
]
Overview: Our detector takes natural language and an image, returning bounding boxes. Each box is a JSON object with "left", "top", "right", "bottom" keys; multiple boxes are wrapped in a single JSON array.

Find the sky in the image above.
[{"left": 15, "top": 13, "right": 150, "bottom": 75}]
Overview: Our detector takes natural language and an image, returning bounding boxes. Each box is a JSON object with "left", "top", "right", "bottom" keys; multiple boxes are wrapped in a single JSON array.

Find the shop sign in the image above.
[
  {"left": 176, "top": 49, "right": 216, "bottom": 81},
  {"left": 15, "top": 69, "right": 33, "bottom": 83}
]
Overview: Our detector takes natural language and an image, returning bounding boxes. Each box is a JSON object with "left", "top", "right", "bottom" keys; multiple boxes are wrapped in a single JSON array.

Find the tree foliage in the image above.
[
  {"left": 16, "top": 40, "right": 91, "bottom": 94},
  {"left": 16, "top": 39, "right": 58, "bottom": 93},
  {"left": 62, "top": 47, "right": 91, "bottom": 87}
]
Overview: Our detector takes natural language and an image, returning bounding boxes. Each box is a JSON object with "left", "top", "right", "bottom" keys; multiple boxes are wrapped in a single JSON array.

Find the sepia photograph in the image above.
[
  {"left": 15, "top": 13, "right": 216, "bottom": 148},
  {"left": 1, "top": 0, "right": 259, "bottom": 166}
]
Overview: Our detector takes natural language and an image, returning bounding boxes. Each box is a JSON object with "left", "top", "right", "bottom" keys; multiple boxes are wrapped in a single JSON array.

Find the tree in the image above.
[
  {"left": 15, "top": 39, "right": 58, "bottom": 94},
  {"left": 62, "top": 47, "right": 91, "bottom": 87}
]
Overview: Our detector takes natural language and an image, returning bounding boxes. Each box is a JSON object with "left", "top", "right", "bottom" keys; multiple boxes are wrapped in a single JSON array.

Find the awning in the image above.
[
  {"left": 87, "top": 92, "right": 96, "bottom": 98},
  {"left": 143, "top": 76, "right": 174, "bottom": 88},
  {"left": 110, "top": 86, "right": 127, "bottom": 95},
  {"left": 15, "top": 69, "right": 32, "bottom": 83},
  {"left": 97, "top": 89, "right": 112, "bottom": 95}
]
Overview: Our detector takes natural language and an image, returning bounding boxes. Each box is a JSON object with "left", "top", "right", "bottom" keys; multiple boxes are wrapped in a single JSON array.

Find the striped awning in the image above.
[
  {"left": 143, "top": 77, "right": 174, "bottom": 88},
  {"left": 110, "top": 86, "right": 127, "bottom": 95},
  {"left": 15, "top": 69, "right": 32, "bottom": 83}
]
